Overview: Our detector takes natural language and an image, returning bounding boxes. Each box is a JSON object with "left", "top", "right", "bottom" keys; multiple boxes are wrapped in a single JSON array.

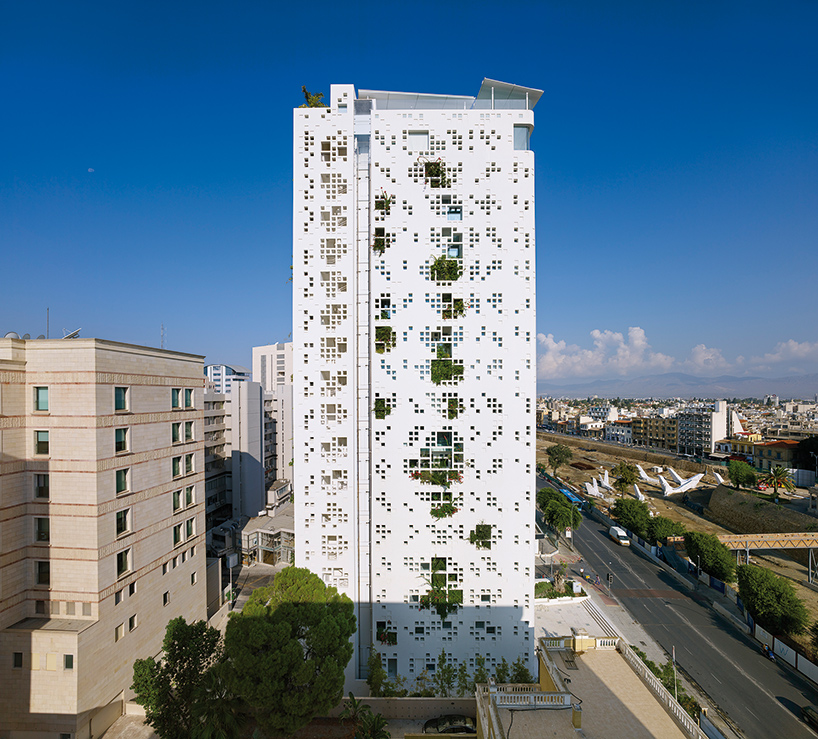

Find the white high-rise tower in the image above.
[{"left": 293, "top": 80, "right": 541, "bottom": 688}]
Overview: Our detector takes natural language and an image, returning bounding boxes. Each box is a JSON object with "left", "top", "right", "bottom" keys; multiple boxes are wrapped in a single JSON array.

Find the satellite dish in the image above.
[
  {"left": 4, "top": 331, "right": 20, "bottom": 339},
  {"left": 22, "top": 333, "right": 30, "bottom": 339},
  {"left": 36, "top": 335, "right": 45, "bottom": 340},
  {"left": 62, "top": 328, "right": 81, "bottom": 340}
]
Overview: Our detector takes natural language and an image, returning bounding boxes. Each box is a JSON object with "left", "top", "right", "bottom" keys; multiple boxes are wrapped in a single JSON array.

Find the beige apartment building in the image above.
[{"left": 0, "top": 338, "right": 207, "bottom": 739}]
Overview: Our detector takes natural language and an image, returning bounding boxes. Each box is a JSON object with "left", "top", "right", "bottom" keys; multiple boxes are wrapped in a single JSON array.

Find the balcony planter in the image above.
[
  {"left": 430, "top": 255, "right": 463, "bottom": 283},
  {"left": 447, "top": 397, "right": 464, "bottom": 420},
  {"left": 419, "top": 587, "right": 463, "bottom": 621},
  {"left": 424, "top": 160, "right": 450, "bottom": 188},
  {"left": 377, "top": 629, "right": 398, "bottom": 646},
  {"left": 375, "top": 326, "right": 396, "bottom": 354},
  {"left": 410, "top": 470, "right": 462, "bottom": 488},
  {"left": 442, "top": 298, "right": 466, "bottom": 320},
  {"left": 374, "top": 190, "right": 393, "bottom": 214},
  {"left": 469, "top": 523, "right": 492, "bottom": 550},
  {"left": 431, "top": 359, "right": 464, "bottom": 386},
  {"left": 373, "top": 398, "right": 391, "bottom": 420},
  {"left": 372, "top": 228, "right": 391, "bottom": 256},
  {"left": 430, "top": 502, "right": 459, "bottom": 519}
]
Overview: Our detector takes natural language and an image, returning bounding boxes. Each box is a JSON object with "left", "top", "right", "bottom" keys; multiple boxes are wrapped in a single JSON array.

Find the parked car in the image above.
[
  {"left": 801, "top": 705, "right": 818, "bottom": 729},
  {"left": 423, "top": 715, "right": 477, "bottom": 734}
]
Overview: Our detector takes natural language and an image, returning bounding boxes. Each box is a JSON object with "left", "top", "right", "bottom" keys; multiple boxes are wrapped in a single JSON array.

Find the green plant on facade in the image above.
[
  {"left": 378, "top": 309, "right": 390, "bottom": 320},
  {"left": 425, "top": 160, "right": 450, "bottom": 188},
  {"left": 442, "top": 298, "right": 466, "bottom": 319},
  {"left": 430, "top": 502, "right": 459, "bottom": 519},
  {"left": 376, "top": 628, "right": 397, "bottom": 646},
  {"left": 373, "top": 398, "right": 391, "bottom": 420},
  {"left": 298, "top": 86, "right": 328, "bottom": 108},
  {"left": 410, "top": 469, "right": 463, "bottom": 488},
  {"left": 372, "top": 229, "right": 391, "bottom": 256},
  {"left": 447, "top": 397, "right": 463, "bottom": 419},
  {"left": 469, "top": 523, "right": 492, "bottom": 549},
  {"left": 374, "top": 190, "right": 393, "bottom": 214},
  {"left": 436, "top": 343, "right": 452, "bottom": 359},
  {"left": 430, "top": 255, "right": 463, "bottom": 282},
  {"left": 431, "top": 360, "right": 464, "bottom": 386},
  {"left": 375, "top": 326, "right": 396, "bottom": 354},
  {"left": 419, "top": 587, "right": 463, "bottom": 621}
]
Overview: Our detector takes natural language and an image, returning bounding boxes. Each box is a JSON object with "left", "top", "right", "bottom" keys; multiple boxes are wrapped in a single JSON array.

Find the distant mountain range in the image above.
[{"left": 536, "top": 372, "right": 818, "bottom": 400}]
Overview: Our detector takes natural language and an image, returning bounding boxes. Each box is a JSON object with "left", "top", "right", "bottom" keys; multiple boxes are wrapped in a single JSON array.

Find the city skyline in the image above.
[{"left": 2, "top": 1, "right": 816, "bottom": 383}]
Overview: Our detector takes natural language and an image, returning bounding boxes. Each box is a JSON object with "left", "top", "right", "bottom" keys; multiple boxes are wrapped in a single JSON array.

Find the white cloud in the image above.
[
  {"left": 751, "top": 340, "right": 818, "bottom": 366},
  {"left": 537, "top": 326, "right": 674, "bottom": 380},
  {"left": 681, "top": 344, "right": 731, "bottom": 373}
]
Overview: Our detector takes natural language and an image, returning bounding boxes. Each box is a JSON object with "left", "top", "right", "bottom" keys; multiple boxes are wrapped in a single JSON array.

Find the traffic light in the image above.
[{"left": 607, "top": 572, "right": 614, "bottom": 586}]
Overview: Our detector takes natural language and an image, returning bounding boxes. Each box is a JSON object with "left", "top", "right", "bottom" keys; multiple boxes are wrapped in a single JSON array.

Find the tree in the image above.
[
  {"left": 763, "top": 465, "right": 795, "bottom": 501},
  {"left": 493, "top": 657, "right": 510, "bottom": 684},
  {"left": 646, "top": 516, "right": 686, "bottom": 545},
  {"left": 473, "top": 654, "right": 489, "bottom": 686},
  {"left": 433, "top": 649, "right": 456, "bottom": 697},
  {"left": 456, "top": 662, "right": 472, "bottom": 697},
  {"left": 610, "top": 498, "right": 650, "bottom": 538},
  {"left": 546, "top": 444, "right": 573, "bottom": 476},
  {"left": 543, "top": 498, "right": 582, "bottom": 533},
  {"left": 223, "top": 566, "right": 356, "bottom": 737},
  {"left": 727, "top": 460, "right": 757, "bottom": 489},
  {"left": 131, "top": 617, "right": 224, "bottom": 739},
  {"left": 737, "top": 564, "right": 809, "bottom": 635},
  {"left": 298, "top": 86, "right": 328, "bottom": 108},
  {"left": 340, "top": 694, "right": 391, "bottom": 739},
  {"left": 684, "top": 532, "right": 735, "bottom": 582},
  {"left": 366, "top": 647, "right": 387, "bottom": 697},
  {"left": 611, "top": 462, "right": 638, "bottom": 494},
  {"left": 510, "top": 657, "right": 534, "bottom": 684},
  {"left": 189, "top": 667, "right": 245, "bottom": 739}
]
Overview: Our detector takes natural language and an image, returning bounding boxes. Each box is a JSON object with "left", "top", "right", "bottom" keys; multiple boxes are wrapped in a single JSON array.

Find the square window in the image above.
[
  {"left": 115, "top": 428, "right": 128, "bottom": 453},
  {"left": 35, "top": 517, "right": 50, "bottom": 542},
  {"left": 129, "top": 582, "right": 136, "bottom": 596},
  {"left": 82, "top": 602, "right": 91, "bottom": 616},
  {"left": 115, "top": 623, "right": 124, "bottom": 642},
  {"left": 173, "top": 489, "right": 182, "bottom": 512},
  {"left": 184, "top": 389, "right": 193, "bottom": 408},
  {"left": 35, "top": 473, "right": 49, "bottom": 499},
  {"left": 172, "top": 422, "right": 181, "bottom": 443},
  {"left": 66, "top": 601, "right": 75, "bottom": 615},
  {"left": 185, "top": 454, "right": 193, "bottom": 475},
  {"left": 116, "top": 549, "right": 131, "bottom": 578},
  {"left": 13, "top": 652, "right": 23, "bottom": 668},
  {"left": 185, "top": 486, "right": 194, "bottom": 507},
  {"left": 115, "top": 387, "right": 128, "bottom": 411},
  {"left": 116, "top": 509, "right": 130, "bottom": 537},
  {"left": 163, "top": 591, "right": 170, "bottom": 606},
  {"left": 115, "top": 589, "right": 122, "bottom": 605},
  {"left": 185, "top": 421, "right": 193, "bottom": 441},
  {"left": 116, "top": 468, "right": 129, "bottom": 494},
  {"left": 36, "top": 561, "right": 50, "bottom": 586},
  {"left": 35, "top": 430, "right": 49, "bottom": 456},
  {"left": 64, "top": 654, "right": 74, "bottom": 669},
  {"left": 34, "top": 386, "right": 49, "bottom": 411},
  {"left": 129, "top": 614, "right": 137, "bottom": 632},
  {"left": 172, "top": 457, "right": 181, "bottom": 477}
]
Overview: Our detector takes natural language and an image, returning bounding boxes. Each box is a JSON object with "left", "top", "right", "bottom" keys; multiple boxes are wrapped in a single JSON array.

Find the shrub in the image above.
[
  {"left": 442, "top": 298, "right": 466, "bottom": 319},
  {"left": 430, "top": 502, "right": 459, "bottom": 519},
  {"left": 375, "top": 326, "right": 396, "bottom": 354},
  {"left": 430, "top": 256, "right": 462, "bottom": 282},
  {"left": 469, "top": 524, "right": 492, "bottom": 549},
  {"left": 611, "top": 498, "right": 650, "bottom": 539},
  {"left": 424, "top": 160, "right": 450, "bottom": 188},
  {"left": 373, "top": 398, "right": 391, "bottom": 420},
  {"left": 447, "top": 397, "right": 463, "bottom": 419},
  {"left": 737, "top": 564, "right": 809, "bottom": 635},
  {"left": 646, "top": 516, "right": 686, "bottom": 545},
  {"left": 374, "top": 190, "right": 392, "bottom": 214},
  {"left": 431, "top": 359, "right": 464, "bottom": 385}
]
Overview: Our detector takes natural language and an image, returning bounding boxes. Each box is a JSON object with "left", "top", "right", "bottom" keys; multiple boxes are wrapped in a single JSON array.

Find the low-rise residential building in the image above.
[
  {"left": 604, "top": 419, "right": 632, "bottom": 445},
  {"left": 753, "top": 439, "right": 799, "bottom": 472},
  {"left": 632, "top": 415, "right": 678, "bottom": 451},
  {"left": 0, "top": 337, "right": 207, "bottom": 738}
]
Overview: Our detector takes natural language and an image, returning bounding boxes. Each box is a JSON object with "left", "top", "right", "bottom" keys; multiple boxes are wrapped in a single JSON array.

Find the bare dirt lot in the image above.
[{"left": 537, "top": 433, "right": 818, "bottom": 655}]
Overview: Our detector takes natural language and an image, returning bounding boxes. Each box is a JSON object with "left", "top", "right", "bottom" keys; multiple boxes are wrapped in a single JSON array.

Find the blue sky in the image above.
[{"left": 2, "top": 1, "right": 816, "bottom": 382}]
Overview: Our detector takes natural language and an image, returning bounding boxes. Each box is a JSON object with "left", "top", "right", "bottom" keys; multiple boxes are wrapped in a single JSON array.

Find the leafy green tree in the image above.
[
  {"left": 493, "top": 657, "right": 510, "bottom": 683},
  {"left": 763, "top": 465, "right": 795, "bottom": 501},
  {"left": 646, "top": 516, "right": 686, "bottom": 545},
  {"left": 298, "top": 86, "right": 328, "bottom": 108},
  {"left": 536, "top": 487, "right": 564, "bottom": 511},
  {"left": 189, "top": 667, "right": 245, "bottom": 739},
  {"left": 610, "top": 498, "right": 650, "bottom": 538},
  {"left": 456, "top": 662, "right": 471, "bottom": 696},
  {"left": 684, "top": 532, "right": 735, "bottom": 582},
  {"left": 737, "top": 564, "right": 809, "bottom": 635},
  {"left": 810, "top": 620, "right": 818, "bottom": 657},
  {"left": 433, "top": 649, "right": 456, "bottom": 697},
  {"left": 510, "top": 657, "right": 534, "bottom": 684},
  {"left": 131, "top": 617, "right": 224, "bottom": 739},
  {"left": 473, "top": 654, "right": 489, "bottom": 686},
  {"left": 223, "top": 566, "right": 356, "bottom": 737},
  {"left": 546, "top": 444, "right": 573, "bottom": 476},
  {"left": 727, "top": 460, "right": 757, "bottom": 489},
  {"left": 366, "top": 647, "right": 387, "bottom": 697},
  {"left": 543, "top": 498, "right": 582, "bottom": 533},
  {"left": 612, "top": 462, "right": 638, "bottom": 494}
]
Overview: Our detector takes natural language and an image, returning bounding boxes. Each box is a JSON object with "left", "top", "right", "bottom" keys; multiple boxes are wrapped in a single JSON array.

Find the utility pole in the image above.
[{"left": 672, "top": 646, "right": 678, "bottom": 701}]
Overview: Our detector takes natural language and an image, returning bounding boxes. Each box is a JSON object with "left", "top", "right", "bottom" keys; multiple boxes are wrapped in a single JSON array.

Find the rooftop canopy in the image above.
[{"left": 358, "top": 78, "right": 542, "bottom": 111}]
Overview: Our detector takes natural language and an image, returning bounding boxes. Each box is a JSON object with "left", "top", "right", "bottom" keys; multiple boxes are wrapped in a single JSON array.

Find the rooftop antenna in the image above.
[
  {"left": 62, "top": 328, "right": 81, "bottom": 340},
  {"left": 161, "top": 323, "right": 166, "bottom": 349},
  {"left": 46, "top": 307, "right": 49, "bottom": 339}
]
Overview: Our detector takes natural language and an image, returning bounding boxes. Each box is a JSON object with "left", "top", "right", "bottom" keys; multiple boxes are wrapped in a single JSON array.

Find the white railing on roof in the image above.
[
  {"left": 618, "top": 641, "right": 707, "bottom": 739},
  {"left": 543, "top": 637, "right": 567, "bottom": 649},
  {"left": 495, "top": 692, "right": 572, "bottom": 708},
  {"left": 596, "top": 637, "right": 618, "bottom": 649}
]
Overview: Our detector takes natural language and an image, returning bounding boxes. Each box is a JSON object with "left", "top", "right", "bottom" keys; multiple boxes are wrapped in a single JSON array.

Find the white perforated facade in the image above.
[{"left": 293, "top": 80, "right": 540, "bottom": 687}]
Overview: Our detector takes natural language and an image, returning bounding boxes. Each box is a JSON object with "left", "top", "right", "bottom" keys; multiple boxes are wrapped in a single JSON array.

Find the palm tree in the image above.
[{"left": 763, "top": 465, "right": 795, "bottom": 503}]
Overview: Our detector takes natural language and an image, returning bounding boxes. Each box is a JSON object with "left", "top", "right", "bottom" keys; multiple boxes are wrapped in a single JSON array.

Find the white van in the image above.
[{"left": 609, "top": 526, "right": 630, "bottom": 546}]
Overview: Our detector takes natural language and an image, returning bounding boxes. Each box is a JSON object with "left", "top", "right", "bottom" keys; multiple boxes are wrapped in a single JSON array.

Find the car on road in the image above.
[
  {"left": 423, "top": 715, "right": 476, "bottom": 734},
  {"left": 802, "top": 705, "right": 818, "bottom": 729},
  {"left": 609, "top": 526, "right": 630, "bottom": 546}
]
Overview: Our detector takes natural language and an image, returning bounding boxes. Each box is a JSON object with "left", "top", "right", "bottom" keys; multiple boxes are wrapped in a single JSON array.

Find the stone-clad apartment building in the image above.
[{"left": 0, "top": 338, "right": 207, "bottom": 738}]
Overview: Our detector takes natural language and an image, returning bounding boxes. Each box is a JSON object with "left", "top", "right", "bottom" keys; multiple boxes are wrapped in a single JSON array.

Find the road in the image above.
[{"left": 572, "top": 512, "right": 818, "bottom": 739}]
